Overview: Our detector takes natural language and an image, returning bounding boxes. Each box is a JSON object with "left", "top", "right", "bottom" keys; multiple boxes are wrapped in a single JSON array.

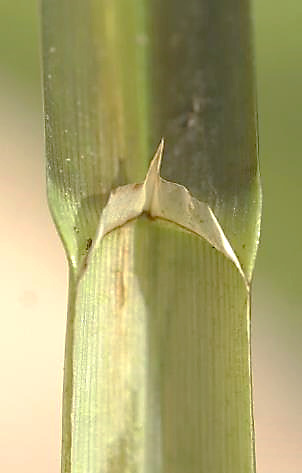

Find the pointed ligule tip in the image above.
[
  {"left": 157, "top": 137, "right": 165, "bottom": 169},
  {"left": 159, "top": 136, "right": 164, "bottom": 153},
  {"left": 152, "top": 138, "right": 164, "bottom": 171},
  {"left": 145, "top": 138, "right": 165, "bottom": 183}
]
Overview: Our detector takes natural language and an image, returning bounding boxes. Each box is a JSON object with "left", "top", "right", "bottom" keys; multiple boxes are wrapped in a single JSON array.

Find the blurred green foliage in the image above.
[
  {"left": 0, "top": 1, "right": 41, "bottom": 95},
  {"left": 254, "top": 0, "right": 302, "bottom": 308}
]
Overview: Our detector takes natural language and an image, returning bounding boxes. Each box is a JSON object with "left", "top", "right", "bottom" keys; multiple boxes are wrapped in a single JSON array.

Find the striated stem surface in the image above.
[{"left": 41, "top": 0, "right": 261, "bottom": 472}]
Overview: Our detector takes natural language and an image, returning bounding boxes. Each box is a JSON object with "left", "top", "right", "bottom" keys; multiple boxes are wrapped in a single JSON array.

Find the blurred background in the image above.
[{"left": 0, "top": 1, "right": 301, "bottom": 472}]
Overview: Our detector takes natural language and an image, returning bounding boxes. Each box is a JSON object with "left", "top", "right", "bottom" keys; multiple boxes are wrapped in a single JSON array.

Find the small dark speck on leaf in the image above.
[{"left": 86, "top": 238, "right": 92, "bottom": 251}]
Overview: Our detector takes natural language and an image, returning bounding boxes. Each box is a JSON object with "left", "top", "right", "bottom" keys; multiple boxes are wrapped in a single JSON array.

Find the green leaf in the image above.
[{"left": 41, "top": 0, "right": 261, "bottom": 472}]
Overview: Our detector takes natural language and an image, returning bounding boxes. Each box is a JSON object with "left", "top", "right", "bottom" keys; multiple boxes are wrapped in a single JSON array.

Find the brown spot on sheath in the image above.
[
  {"left": 116, "top": 269, "right": 125, "bottom": 311},
  {"left": 133, "top": 183, "right": 141, "bottom": 190},
  {"left": 86, "top": 238, "right": 92, "bottom": 251},
  {"left": 114, "top": 233, "right": 131, "bottom": 316}
]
